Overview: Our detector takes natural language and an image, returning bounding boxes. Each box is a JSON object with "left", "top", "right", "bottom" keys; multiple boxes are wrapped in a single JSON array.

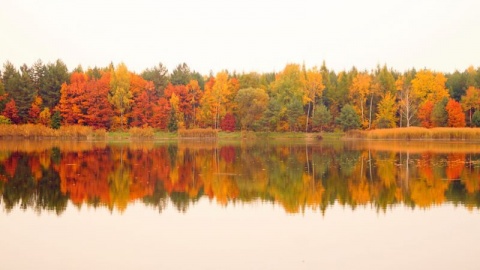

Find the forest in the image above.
[{"left": 1, "top": 60, "right": 480, "bottom": 132}]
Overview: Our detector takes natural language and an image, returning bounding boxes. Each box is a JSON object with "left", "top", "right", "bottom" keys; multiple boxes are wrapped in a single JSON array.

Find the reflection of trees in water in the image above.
[
  {"left": 1, "top": 152, "right": 68, "bottom": 214},
  {"left": 1, "top": 141, "right": 480, "bottom": 215}
]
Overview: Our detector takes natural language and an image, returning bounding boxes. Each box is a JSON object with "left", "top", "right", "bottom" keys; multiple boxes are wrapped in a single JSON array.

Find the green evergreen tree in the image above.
[
  {"left": 51, "top": 110, "right": 61, "bottom": 129},
  {"left": 141, "top": 63, "right": 169, "bottom": 97},
  {"left": 286, "top": 97, "right": 304, "bottom": 131},
  {"left": 261, "top": 98, "right": 281, "bottom": 131},
  {"left": 431, "top": 97, "right": 449, "bottom": 127},
  {"left": 15, "top": 64, "right": 36, "bottom": 123},
  {"left": 168, "top": 108, "right": 178, "bottom": 132},
  {"left": 312, "top": 104, "right": 332, "bottom": 131},
  {"left": 40, "top": 59, "right": 69, "bottom": 109},
  {"left": 170, "top": 63, "right": 191, "bottom": 86},
  {"left": 472, "top": 110, "right": 480, "bottom": 127},
  {"left": 336, "top": 104, "right": 361, "bottom": 131}
]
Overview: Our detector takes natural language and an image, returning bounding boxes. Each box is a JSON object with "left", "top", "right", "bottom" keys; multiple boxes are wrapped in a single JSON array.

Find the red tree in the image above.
[
  {"left": 58, "top": 72, "right": 89, "bottom": 125},
  {"left": 27, "top": 98, "right": 41, "bottom": 124},
  {"left": 2, "top": 99, "right": 20, "bottom": 124},
  {"left": 164, "top": 83, "right": 194, "bottom": 128},
  {"left": 130, "top": 81, "right": 157, "bottom": 127},
  {"left": 445, "top": 99, "right": 466, "bottom": 127},
  {"left": 152, "top": 97, "right": 170, "bottom": 130},
  {"left": 220, "top": 113, "right": 236, "bottom": 131},
  {"left": 84, "top": 72, "right": 114, "bottom": 129},
  {"left": 418, "top": 101, "right": 434, "bottom": 128}
]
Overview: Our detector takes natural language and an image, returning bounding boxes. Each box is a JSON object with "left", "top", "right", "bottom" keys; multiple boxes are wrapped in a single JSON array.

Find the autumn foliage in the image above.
[
  {"left": 1, "top": 60, "right": 480, "bottom": 132},
  {"left": 445, "top": 99, "right": 466, "bottom": 127}
]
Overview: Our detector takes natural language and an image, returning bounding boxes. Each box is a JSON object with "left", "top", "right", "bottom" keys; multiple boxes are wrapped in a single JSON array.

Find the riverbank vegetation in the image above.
[
  {"left": 0, "top": 124, "right": 105, "bottom": 139},
  {"left": 0, "top": 60, "right": 479, "bottom": 136},
  {"left": 345, "top": 127, "right": 480, "bottom": 140}
]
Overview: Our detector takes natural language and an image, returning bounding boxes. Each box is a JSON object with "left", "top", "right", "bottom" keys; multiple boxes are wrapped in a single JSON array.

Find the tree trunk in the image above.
[
  {"left": 368, "top": 94, "right": 373, "bottom": 129},
  {"left": 470, "top": 108, "right": 473, "bottom": 127},
  {"left": 361, "top": 100, "right": 364, "bottom": 125},
  {"left": 215, "top": 104, "right": 219, "bottom": 129},
  {"left": 306, "top": 102, "right": 311, "bottom": 132}
]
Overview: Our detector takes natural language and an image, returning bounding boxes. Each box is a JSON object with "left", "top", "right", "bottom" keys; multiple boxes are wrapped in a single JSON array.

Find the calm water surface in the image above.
[{"left": 1, "top": 140, "right": 480, "bottom": 269}]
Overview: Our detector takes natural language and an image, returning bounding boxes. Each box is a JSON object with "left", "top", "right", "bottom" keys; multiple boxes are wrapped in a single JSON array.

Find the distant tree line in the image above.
[{"left": 1, "top": 59, "right": 479, "bottom": 131}]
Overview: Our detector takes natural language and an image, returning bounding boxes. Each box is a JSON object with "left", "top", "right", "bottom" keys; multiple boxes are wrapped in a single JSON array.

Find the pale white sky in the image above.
[{"left": 1, "top": 0, "right": 479, "bottom": 75}]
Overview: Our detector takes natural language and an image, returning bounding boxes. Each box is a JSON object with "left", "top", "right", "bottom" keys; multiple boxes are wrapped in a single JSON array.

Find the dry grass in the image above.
[
  {"left": 0, "top": 124, "right": 97, "bottom": 139},
  {"left": 345, "top": 127, "right": 480, "bottom": 141},
  {"left": 129, "top": 127, "right": 155, "bottom": 139},
  {"left": 345, "top": 140, "right": 480, "bottom": 153},
  {"left": 178, "top": 128, "right": 218, "bottom": 139},
  {"left": 57, "top": 125, "right": 95, "bottom": 139}
]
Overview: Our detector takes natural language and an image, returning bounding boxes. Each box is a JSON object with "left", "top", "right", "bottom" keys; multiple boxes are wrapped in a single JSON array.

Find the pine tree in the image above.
[
  {"left": 168, "top": 108, "right": 178, "bottom": 132},
  {"left": 51, "top": 110, "right": 61, "bottom": 129}
]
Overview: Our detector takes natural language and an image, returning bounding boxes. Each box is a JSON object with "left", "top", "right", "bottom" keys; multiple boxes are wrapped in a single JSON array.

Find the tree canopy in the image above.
[{"left": 0, "top": 60, "right": 478, "bottom": 132}]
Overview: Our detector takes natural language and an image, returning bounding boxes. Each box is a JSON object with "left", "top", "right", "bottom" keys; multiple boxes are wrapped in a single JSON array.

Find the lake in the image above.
[{"left": 1, "top": 139, "right": 480, "bottom": 269}]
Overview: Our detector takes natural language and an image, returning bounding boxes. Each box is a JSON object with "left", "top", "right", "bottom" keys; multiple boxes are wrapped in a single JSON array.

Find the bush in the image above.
[{"left": 0, "top": 116, "right": 12, "bottom": 125}]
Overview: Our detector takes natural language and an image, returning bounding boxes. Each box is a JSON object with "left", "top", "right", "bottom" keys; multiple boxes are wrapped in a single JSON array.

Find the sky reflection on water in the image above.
[{"left": 2, "top": 199, "right": 479, "bottom": 270}]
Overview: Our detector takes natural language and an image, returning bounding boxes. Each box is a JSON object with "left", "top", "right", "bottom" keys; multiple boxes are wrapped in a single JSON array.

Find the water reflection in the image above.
[{"left": 1, "top": 140, "right": 480, "bottom": 215}]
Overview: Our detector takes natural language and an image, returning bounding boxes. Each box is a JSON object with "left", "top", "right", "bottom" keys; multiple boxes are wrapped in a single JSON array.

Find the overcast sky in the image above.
[{"left": 1, "top": 0, "right": 479, "bottom": 75}]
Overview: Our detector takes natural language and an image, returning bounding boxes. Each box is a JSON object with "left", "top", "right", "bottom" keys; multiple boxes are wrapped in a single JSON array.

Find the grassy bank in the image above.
[
  {"left": 0, "top": 124, "right": 345, "bottom": 142},
  {"left": 0, "top": 124, "right": 106, "bottom": 140},
  {"left": 345, "top": 127, "right": 480, "bottom": 141},
  {"left": 109, "top": 130, "right": 345, "bottom": 141},
  {"left": 217, "top": 131, "right": 345, "bottom": 141}
]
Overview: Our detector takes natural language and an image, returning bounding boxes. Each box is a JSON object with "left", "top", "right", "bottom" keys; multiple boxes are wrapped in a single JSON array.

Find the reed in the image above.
[
  {"left": 0, "top": 124, "right": 98, "bottom": 139},
  {"left": 345, "top": 127, "right": 480, "bottom": 141},
  {"left": 92, "top": 128, "right": 107, "bottom": 140},
  {"left": 178, "top": 128, "right": 218, "bottom": 138},
  {"left": 346, "top": 140, "right": 480, "bottom": 154},
  {"left": 129, "top": 127, "right": 155, "bottom": 139},
  {"left": 0, "top": 124, "right": 55, "bottom": 139},
  {"left": 57, "top": 125, "right": 94, "bottom": 139}
]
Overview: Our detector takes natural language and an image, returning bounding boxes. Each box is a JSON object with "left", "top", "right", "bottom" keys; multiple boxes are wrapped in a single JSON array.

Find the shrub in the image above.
[{"left": 0, "top": 116, "right": 11, "bottom": 125}]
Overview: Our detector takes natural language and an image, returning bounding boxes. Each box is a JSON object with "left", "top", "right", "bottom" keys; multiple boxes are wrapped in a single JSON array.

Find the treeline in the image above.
[{"left": 1, "top": 59, "right": 480, "bottom": 132}]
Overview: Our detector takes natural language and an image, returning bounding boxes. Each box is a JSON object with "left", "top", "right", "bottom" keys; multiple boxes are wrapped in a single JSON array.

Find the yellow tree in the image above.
[
  {"left": 211, "top": 71, "right": 235, "bottom": 129},
  {"left": 461, "top": 86, "right": 480, "bottom": 126},
  {"left": 411, "top": 70, "right": 449, "bottom": 105},
  {"left": 271, "top": 64, "right": 305, "bottom": 131},
  {"left": 109, "top": 63, "right": 132, "bottom": 130},
  {"left": 234, "top": 87, "right": 269, "bottom": 130},
  {"left": 350, "top": 73, "right": 371, "bottom": 128},
  {"left": 302, "top": 66, "right": 325, "bottom": 132},
  {"left": 198, "top": 77, "right": 217, "bottom": 128},
  {"left": 375, "top": 92, "right": 398, "bottom": 128},
  {"left": 169, "top": 92, "right": 183, "bottom": 128},
  {"left": 38, "top": 107, "right": 51, "bottom": 127},
  {"left": 186, "top": 79, "right": 202, "bottom": 128}
]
